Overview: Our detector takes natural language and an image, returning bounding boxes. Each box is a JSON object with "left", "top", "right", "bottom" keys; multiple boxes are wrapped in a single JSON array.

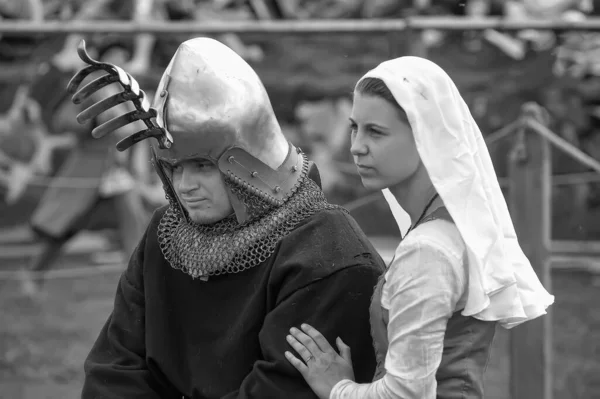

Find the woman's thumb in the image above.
[{"left": 336, "top": 337, "right": 352, "bottom": 362}]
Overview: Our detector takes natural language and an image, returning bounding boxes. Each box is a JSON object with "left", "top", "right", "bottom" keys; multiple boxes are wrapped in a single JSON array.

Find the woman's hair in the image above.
[{"left": 354, "top": 77, "right": 409, "bottom": 122}]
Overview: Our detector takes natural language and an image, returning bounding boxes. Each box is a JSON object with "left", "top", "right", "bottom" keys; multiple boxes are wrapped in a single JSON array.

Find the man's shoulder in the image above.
[
  {"left": 142, "top": 204, "right": 169, "bottom": 241},
  {"left": 273, "top": 207, "right": 385, "bottom": 282},
  {"left": 150, "top": 204, "right": 169, "bottom": 224},
  {"left": 288, "top": 206, "right": 353, "bottom": 233},
  {"left": 286, "top": 207, "right": 373, "bottom": 248}
]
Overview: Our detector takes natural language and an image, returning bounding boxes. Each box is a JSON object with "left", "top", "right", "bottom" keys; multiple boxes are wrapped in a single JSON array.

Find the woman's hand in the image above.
[{"left": 285, "top": 324, "right": 355, "bottom": 399}]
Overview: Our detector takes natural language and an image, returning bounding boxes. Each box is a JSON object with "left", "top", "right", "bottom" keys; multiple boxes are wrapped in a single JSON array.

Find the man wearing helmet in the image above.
[{"left": 70, "top": 37, "right": 384, "bottom": 398}]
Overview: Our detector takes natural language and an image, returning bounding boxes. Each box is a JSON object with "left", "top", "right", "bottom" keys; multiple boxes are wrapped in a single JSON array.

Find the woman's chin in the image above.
[{"left": 359, "top": 177, "right": 385, "bottom": 191}]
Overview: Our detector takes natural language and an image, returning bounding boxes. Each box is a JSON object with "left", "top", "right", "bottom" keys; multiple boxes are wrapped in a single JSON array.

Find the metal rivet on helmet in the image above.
[
  {"left": 228, "top": 156, "right": 235, "bottom": 163},
  {"left": 160, "top": 90, "right": 167, "bottom": 97},
  {"left": 274, "top": 186, "right": 281, "bottom": 193},
  {"left": 251, "top": 171, "right": 258, "bottom": 177},
  {"left": 291, "top": 165, "right": 298, "bottom": 172}
]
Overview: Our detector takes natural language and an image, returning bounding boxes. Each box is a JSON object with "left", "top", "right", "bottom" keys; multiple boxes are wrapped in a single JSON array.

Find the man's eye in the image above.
[
  {"left": 195, "top": 161, "right": 212, "bottom": 169},
  {"left": 160, "top": 162, "right": 174, "bottom": 172}
]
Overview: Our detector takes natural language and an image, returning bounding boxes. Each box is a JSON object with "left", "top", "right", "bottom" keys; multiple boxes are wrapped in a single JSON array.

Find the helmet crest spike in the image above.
[{"left": 66, "top": 39, "right": 173, "bottom": 151}]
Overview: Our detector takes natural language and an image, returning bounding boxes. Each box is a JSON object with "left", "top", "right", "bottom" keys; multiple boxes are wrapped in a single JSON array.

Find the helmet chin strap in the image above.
[{"left": 150, "top": 146, "right": 188, "bottom": 220}]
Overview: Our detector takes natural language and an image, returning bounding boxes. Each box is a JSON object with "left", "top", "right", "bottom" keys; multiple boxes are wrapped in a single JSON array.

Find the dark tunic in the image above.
[
  {"left": 370, "top": 207, "right": 497, "bottom": 398},
  {"left": 83, "top": 206, "right": 385, "bottom": 399}
]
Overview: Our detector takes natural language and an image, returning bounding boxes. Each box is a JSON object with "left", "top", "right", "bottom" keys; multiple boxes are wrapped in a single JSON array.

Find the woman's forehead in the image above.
[{"left": 351, "top": 94, "right": 401, "bottom": 120}]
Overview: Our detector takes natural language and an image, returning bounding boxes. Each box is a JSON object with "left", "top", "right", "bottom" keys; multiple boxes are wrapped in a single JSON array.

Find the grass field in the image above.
[{"left": 0, "top": 254, "right": 598, "bottom": 399}]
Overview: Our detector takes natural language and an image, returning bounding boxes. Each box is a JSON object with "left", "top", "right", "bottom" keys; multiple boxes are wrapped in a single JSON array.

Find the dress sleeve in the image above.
[
  {"left": 81, "top": 227, "right": 180, "bottom": 399},
  {"left": 330, "top": 240, "right": 466, "bottom": 399},
  {"left": 220, "top": 265, "right": 381, "bottom": 399}
]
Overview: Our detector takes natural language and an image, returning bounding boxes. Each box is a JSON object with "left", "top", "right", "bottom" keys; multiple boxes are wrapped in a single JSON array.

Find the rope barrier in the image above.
[
  {"left": 526, "top": 119, "right": 600, "bottom": 174},
  {"left": 0, "top": 263, "right": 124, "bottom": 281},
  {"left": 484, "top": 120, "right": 522, "bottom": 146},
  {"left": 342, "top": 191, "right": 383, "bottom": 213},
  {"left": 13, "top": 175, "right": 104, "bottom": 189},
  {"left": 3, "top": 17, "right": 600, "bottom": 35}
]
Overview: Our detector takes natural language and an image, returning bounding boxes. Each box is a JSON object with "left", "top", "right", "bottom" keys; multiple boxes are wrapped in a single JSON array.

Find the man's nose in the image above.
[{"left": 177, "top": 165, "right": 198, "bottom": 193}]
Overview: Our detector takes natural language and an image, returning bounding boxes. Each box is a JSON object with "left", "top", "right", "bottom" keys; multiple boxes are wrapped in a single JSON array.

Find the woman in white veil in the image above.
[{"left": 284, "top": 56, "right": 554, "bottom": 398}]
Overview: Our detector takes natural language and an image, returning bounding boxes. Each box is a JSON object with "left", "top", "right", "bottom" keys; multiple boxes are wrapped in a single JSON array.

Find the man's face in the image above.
[{"left": 167, "top": 158, "right": 234, "bottom": 224}]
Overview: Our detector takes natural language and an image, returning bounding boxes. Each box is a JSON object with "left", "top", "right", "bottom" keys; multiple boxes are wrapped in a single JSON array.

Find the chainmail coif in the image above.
[{"left": 157, "top": 173, "right": 345, "bottom": 279}]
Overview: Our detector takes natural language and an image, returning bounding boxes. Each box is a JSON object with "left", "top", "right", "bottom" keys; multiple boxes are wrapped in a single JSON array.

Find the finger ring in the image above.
[{"left": 306, "top": 355, "right": 315, "bottom": 363}]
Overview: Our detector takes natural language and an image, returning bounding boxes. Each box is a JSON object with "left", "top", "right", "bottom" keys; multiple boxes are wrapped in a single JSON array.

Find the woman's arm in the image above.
[{"left": 331, "top": 240, "right": 465, "bottom": 399}]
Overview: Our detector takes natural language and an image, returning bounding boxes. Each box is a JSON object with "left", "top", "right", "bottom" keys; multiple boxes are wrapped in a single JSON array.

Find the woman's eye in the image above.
[{"left": 349, "top": 124, "right": 357, "bottom": 135}]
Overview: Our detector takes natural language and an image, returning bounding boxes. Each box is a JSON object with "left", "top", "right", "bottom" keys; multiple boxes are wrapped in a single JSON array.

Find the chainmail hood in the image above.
[{"left": 157, "top": 159, "right": 344, "bottom": 279}]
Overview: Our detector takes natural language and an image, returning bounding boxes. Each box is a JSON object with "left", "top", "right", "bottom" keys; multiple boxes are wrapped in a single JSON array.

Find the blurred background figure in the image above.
[
  {"left": 20, "top": 42, "right": 156, "bottom": 296},
  {"left": 0, "top": 1, "right": 599, "bottom": 398},
  {"left": 0, "top": 85, "right": 77, "bottom": 206}
]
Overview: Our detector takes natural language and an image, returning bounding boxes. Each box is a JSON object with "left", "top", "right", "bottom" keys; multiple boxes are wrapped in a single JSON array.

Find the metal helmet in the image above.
[
  {"left": 151, "top": 38, "right": 307, "bottom": 223},
  {"left": 152, "top": 37, "right": 290, "bottom": 169},
  {"left": 67, "top": 38, "right": 309, "bottom": 224}
]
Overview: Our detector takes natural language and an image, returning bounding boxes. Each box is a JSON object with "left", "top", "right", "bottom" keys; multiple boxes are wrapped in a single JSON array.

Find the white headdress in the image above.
[{"left": 360, "top": 57, "right": 554, "bottom": 328}]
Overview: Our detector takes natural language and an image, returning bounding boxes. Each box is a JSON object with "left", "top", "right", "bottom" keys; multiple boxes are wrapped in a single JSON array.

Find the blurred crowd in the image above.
[{"left": 1, "top": 0, "right": 600, "bottom": 219}]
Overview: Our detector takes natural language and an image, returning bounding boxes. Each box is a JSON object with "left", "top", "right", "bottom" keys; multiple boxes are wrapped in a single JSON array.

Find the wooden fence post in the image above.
[
  {"left": 507, "top": 123, "right": 553, "bottom": 399},
  {"left": 406, "top": 27, "right": 427, "bottom": 58},
  {"left": 387, "top": 19, "right": 427, "bottom": 59},
  {"left": 387, "top": 31, "right": 403, "bottom": 59}
]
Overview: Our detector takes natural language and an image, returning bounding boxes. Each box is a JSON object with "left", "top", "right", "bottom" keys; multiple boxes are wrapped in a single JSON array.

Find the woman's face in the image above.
[{"left": 349, "top": 92, "right": 421, "bottom": 191}]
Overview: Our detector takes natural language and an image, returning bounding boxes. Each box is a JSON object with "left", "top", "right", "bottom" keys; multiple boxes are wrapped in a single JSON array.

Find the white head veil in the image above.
[{"left": 359, "top": 57, "right": 554, "bottom": 329}]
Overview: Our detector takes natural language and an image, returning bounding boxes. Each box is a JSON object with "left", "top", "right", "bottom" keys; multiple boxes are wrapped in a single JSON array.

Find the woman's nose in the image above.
[{"left": 350, "top": 133, "right": 368, "bottom": 156}]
